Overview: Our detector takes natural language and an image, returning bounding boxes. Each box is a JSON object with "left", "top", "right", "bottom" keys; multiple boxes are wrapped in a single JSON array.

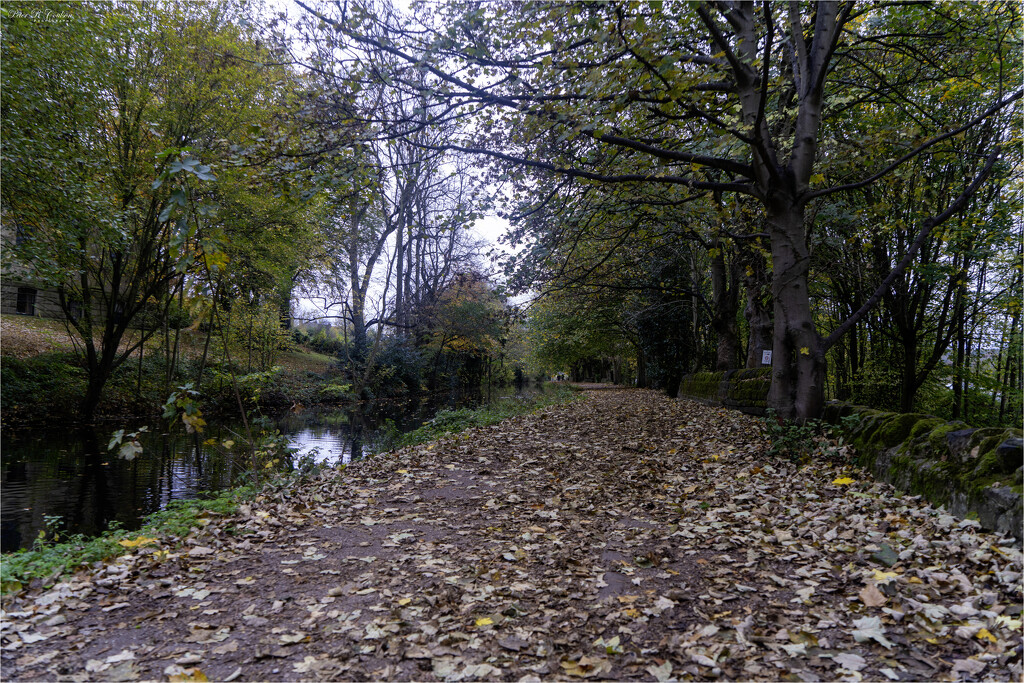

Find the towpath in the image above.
[{"left": 3, "top": 389, "right": 1021, "bottom": 681}]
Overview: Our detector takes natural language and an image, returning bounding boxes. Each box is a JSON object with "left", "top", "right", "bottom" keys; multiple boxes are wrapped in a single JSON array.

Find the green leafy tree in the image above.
[
  {"left": 305, "top": 0, "right": 1021, "bottom": 418},
  {"left": 2, "top": 1, "right": 298, "bottom": 419}
]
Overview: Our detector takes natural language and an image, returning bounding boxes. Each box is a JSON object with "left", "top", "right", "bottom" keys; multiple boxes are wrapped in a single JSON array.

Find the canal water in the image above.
[{"left": 1, "top": 385, "right": 535, "bottom": 552}]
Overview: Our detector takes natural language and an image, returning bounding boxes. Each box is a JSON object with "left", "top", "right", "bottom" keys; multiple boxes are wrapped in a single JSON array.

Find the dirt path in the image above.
[{"left": 2, "top": 390, "right": 1021, "bottom": 681}]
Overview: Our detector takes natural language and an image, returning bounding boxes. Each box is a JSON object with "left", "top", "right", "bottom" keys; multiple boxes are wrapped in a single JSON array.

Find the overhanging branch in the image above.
[{"left": 822, "top": 145, "right": 1002, "bottom": 351}]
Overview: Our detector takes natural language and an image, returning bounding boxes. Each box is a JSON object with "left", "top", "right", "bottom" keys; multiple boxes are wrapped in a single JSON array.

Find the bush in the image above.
[
  {"left": 0, "top": 353, "right": 85, "bottom": 422},
  {"left": 293, "top": 324, "right": 348, "bottom": 357},
  {"left": 1, "top": 485, "right": 256, "bottom": 593},
  {"left": 366, "top": 338, "right": 424, "bottom": 399},
  {"left": 375, "top": 383, "right": 581, "bottom": 453}
]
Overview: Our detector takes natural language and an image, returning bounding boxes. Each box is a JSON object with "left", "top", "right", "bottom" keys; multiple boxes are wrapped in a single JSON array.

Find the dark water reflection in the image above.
[{"left": 1, "top": 384, "right": 537, "bottom": 552}]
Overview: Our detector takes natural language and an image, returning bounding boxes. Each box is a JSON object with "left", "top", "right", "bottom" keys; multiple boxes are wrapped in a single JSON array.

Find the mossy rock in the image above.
[
  {"left": 852, "top": 410, "right": 894, "bottom": 447},
  {"left": 822, "top": 401, "right": 857, "bottom": 422},
  {"left": 884, "top": 453, "right": 955, "bottom": 506},
  {"left": 969, "top": 427, "right": 1007, "bottom": 449},
  {"left": 732, "top": 368, "right": 771, "bottom": 381},
  {"left": 923, "top": 422, "right": 966, "bottom": 459},
  {"left": 893, "top": 418, "right": 943, "bottom": 459},
  {"left": 971, "top": 430, "right": 1023, "bottom": 477},
  {"left": 996, "top": 437, "right": 1023, "bottom": 473},
  {"left": 945, "top": 427, "right": 977, "bottom": 463},
  {"left": 872, "top": 413, "right": 933, "bottom": 448},
  {"left": 729, "top": 382, "right": 770, "bottom": 401},
  {"left": 908, "top": 417, "right": 943, "bottom": 441}
]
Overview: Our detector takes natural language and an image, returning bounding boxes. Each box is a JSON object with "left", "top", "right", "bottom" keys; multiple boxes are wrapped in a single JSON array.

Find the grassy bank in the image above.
[
  {"left": 0, "top": 314, "right": 339, "bottom": 428},
  {"left": 0, "top": 485, "right": 257, "bottom": 594},
  {"left": 376, "top": 382, "right": 582, "bottom": 452}
]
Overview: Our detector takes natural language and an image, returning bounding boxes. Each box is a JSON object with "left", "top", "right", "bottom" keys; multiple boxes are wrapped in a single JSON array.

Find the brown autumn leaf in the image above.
[
  {"left": 859, "top": 583, "right": 888, "bottom": 607},
  {"left": 5, "top": 390, "right": 1022, "bottom": 683}
]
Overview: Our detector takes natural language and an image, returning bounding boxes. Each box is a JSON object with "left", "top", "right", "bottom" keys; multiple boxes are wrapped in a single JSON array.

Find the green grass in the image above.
[
  {"left": 0, "top": 485, "right": 258, "bottom": 594},
  {"left": 376, "top": 383, "right": 582, "bottom": 453},
  {"left": 277, "top": 348, "right": 336, "bottom": 374}
]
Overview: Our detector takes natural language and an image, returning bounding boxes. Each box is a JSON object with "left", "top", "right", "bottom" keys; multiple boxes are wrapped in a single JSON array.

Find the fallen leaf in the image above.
[
  {"left": 951, "top": 658, "right": 987, "bottom": 676},
  {"left": 118, "top": 536, "right": 158, "bottom": 548},
  {"left": 976, "top": 628, "right": 997, "bottom": 643},
  {"left": 832, "top": 653, "right": 867, "bottom": 671},
  {"left": 105, "top": 650, "right": 135, "bottom": 664},
  {"left": 560, "top": 656, "right": 611, "bottom": 678},
  {"left": 646, "top": 661, "right": 673, "bottom": 682},
  {"left": 832, "top": 477, "right": 856, "bottom": 485},
  {"left": 498, "top": 636, "right": 529, "bottom": 652},
  {"left": 871, "top": 570, "right": 899, "bottom": 583},
  {"left": 859, "top": 584, "right": 887, "bottom": 607},
  {"left": 849, "top": 616, "right": 894, "bottom": 649}
]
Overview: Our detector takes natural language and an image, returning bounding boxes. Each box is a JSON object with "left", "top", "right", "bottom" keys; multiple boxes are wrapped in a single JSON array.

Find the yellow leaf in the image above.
[
  {"left": 832, "top": 477, "right": 856, "bottom": 485},
  {"left": 872, "top": 570, "right": 899, "bottom": 583},
  {"left": 396, "top": 469, "right": 409, "bottom": 474},
  {"left": 995, "top": 615, "right": 1023, "bottom": 631},
  {"left": 475, "top": 617, "right": 494, "bottom": 626},
  {"left": 800, "top": 347, "right": 810, "bottom": 355},
  {"left": 118, "top": 536, "right": 158, "bottom": 548},
  {"left": 398, "top": 598, "right": 412, "bottom": 606},
  {"left": 622, "top": 608, "right": 641, "bottom": 618},
  {"left": 976, "top": 628, "right": 997, "bottom": 643},
  {"left": 169, "top": 669, "right": 209, "bottom": 682}
]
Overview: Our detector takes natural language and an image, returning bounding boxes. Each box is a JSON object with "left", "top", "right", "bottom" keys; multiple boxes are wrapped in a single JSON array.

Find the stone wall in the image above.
[
  {"left": 821, "top": 403, "right": 1022, "bottom": 540},
  {"left": 677, "top": 368, "right": 771, "bottom": 416},
  {"left": 676, "top": 370, "right": 1023, "bottom": 539}
]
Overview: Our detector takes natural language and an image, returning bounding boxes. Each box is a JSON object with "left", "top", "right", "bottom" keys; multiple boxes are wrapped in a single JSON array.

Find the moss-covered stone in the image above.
[
  {"left": 968, "top": 427, "right": 1006, "bottom": 449},
  {"left": 852, "top": 410, "right": 892, "bottom": 451},
  {"left": 909, "top": 417, "right": 943, "bottom": 441},
  {"left": 874, "top": 413, "right": 933, "bottom": 448},
  {"left": 822, "top": 401, "right": 858, "bottom": 422},
  {"left": 678, "top": 371, "right": 725, "bottom": 402},
  {"left": 925, "top": 422, "right": 964, "bottom": 460},
  {"left": 818, "top": 398, "right": 1021, "bottom": 539}
]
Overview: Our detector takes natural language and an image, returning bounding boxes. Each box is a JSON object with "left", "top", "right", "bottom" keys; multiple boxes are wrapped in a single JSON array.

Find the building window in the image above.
[
  {"left": 16, "top": 287, "right": 36, "bottom": 315},
  {"left": 67, "top": 299, "right": 82, "bottom": 322},
  {"left": 15, "top": 221, "right": 32, "bottom": 246}
]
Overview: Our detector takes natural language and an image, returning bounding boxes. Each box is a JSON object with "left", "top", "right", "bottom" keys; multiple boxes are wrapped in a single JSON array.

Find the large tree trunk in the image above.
[
  {"left": 395, "top": 221, "right": 405, "bottom": 336},
  {"left": 900, "top": 337, "right": 918, "bottom": 413},
  {"left": 766, "top": 200, "right": 825, "bottom": 420},
  {"left": 710, "top": 241, "right": 741, "bottom": 370},
  {"left": 741, "top": 247, "right": 773, "bottom": 369}
]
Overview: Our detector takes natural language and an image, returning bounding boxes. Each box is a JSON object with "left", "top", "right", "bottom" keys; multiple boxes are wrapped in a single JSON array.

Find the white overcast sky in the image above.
[{"left": 263, "top": 0, "right": 516, "bottom": 323}]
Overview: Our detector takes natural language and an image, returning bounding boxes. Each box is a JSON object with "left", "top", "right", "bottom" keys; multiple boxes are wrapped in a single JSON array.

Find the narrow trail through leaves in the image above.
[{"left": 3, "top": 390, "right": 1021, "bottom": 681}]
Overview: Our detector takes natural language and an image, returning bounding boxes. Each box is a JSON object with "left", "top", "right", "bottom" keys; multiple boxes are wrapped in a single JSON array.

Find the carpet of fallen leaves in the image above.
[
  {"left": 0, "top": 317, "right": 78, "bottom": 359},
  {"left": 2, "top": 389, "right": 1022, "bottom": 682}
]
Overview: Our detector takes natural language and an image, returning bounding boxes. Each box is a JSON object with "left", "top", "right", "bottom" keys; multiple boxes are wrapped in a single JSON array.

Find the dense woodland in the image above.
[{"left": 1, "top": 0, "right": 1021, "bottom": 427}]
